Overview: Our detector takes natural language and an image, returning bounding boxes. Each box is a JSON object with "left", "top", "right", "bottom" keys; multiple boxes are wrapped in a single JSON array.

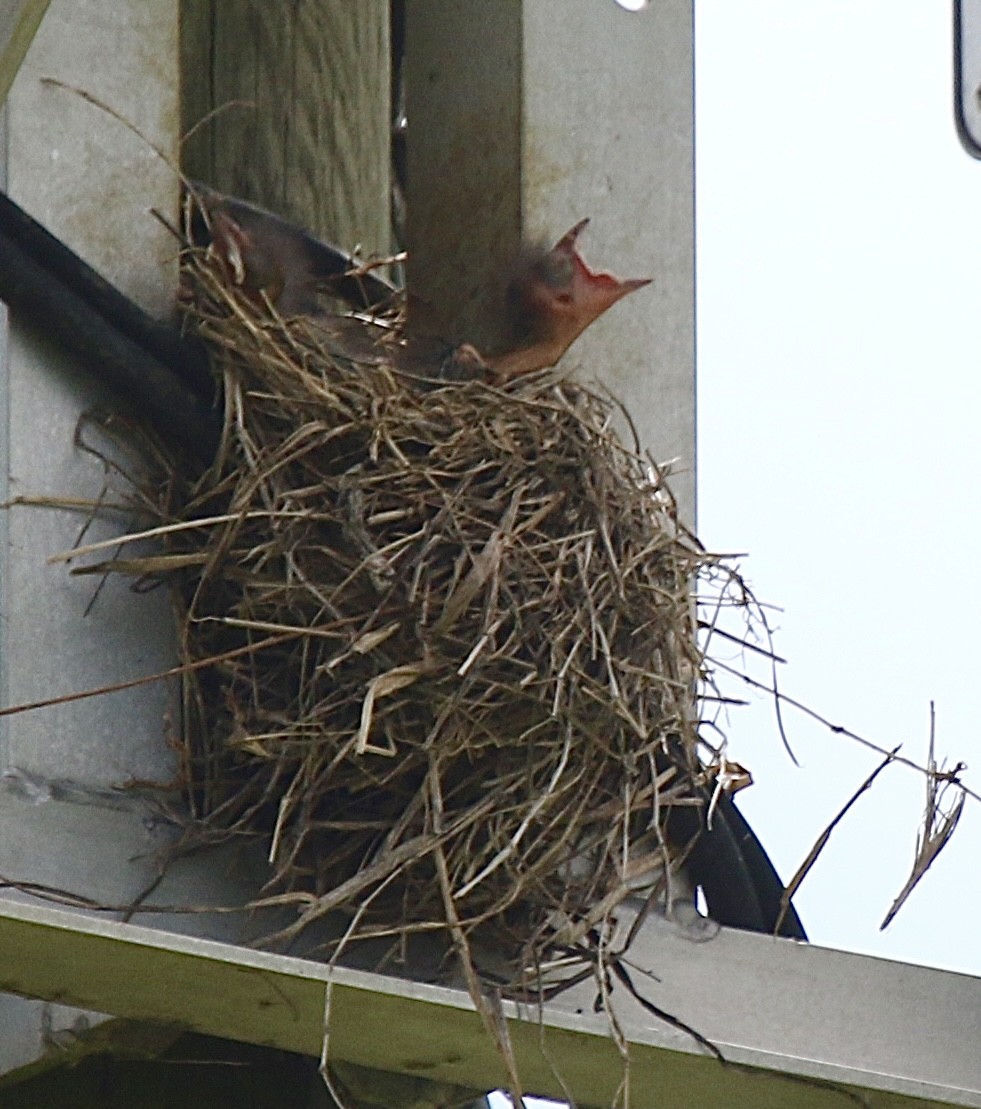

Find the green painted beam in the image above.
[
  {"left": 0, "top": 898, "right": 972, "bottom": 1108},
  {"left": 0, "top": 0, "right": 51, "bottom": 106}
]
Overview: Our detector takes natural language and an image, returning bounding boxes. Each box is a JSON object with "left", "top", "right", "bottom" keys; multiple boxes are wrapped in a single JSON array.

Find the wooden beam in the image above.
[{"left": 180, "top": 0, "right": 391, "bottom": 259}]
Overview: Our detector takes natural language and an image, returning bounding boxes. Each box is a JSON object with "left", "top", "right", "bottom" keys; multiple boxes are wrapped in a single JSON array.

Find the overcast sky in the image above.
[{"left": 697, "top": 0, "right": 981, "bottom": 977}]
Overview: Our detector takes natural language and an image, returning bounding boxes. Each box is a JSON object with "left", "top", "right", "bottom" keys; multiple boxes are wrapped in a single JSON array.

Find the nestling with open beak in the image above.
[
  {"left": 486, "top": 218, "right": 652, "bottom": 384},
  {"left": 191, "top": 187, "right": 651, "bottom": 383}
]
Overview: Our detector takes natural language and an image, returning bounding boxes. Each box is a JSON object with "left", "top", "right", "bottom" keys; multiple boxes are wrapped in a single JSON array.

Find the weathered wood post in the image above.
[{"left": 180, "top": 0, "right": 391, "bottom": 260}]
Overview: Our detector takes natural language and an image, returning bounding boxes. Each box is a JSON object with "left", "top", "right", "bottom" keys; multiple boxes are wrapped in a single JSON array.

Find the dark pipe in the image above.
[
  {"left": 0, "top": 189, "right": 213, "bottom": 401},
  {"left": 0, "top": 227, "right": 220, "bottom": 463},
  {"left": 675, "top": 791, "right": 807, "bottom": 940}
]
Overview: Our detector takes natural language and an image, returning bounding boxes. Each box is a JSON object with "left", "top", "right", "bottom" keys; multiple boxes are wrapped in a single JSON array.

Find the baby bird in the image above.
[
  {"left": 191, "top": 186, "right": 650, "bottom": 383},
  {"left": 188, "top": 183, "right": 397, "bottom": 314},
  {"left": 486, "top": 219, "right": 651, "bottom": 384}
]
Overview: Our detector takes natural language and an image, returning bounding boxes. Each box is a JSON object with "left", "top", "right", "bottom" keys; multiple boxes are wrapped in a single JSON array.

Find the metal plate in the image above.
[{"left": 955, "top": 0, "right": 981, "bottom": 156}]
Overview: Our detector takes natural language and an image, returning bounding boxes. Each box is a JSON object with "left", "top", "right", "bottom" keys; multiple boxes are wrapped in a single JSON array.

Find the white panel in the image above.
[
  {"left": 521, "top": 0, "right": 696, "bottom": 521},
  {"left": 2, "top": 0, "right": 180, "bottom": 785},
  {"left": 0, "top": 0, "right": 265, "bottom": 1079}
]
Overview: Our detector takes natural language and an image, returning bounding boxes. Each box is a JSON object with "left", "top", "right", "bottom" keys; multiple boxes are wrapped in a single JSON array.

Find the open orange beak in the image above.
[
  {"left": 556, "top": 218, "right": 652, "bottom": 327},
  {"left": 487, "top": 219, "right": 652, "bottom": 384}
]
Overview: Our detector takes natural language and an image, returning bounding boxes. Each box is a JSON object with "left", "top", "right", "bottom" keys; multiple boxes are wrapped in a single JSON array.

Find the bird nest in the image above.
[{"left": 98, "top": 250, "right": 728, "bottom": 994}]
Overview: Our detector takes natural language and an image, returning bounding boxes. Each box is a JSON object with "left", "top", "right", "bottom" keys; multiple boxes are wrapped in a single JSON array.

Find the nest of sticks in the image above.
[{"left": 96, "top": 246, "right": 728, "bottom": 992}]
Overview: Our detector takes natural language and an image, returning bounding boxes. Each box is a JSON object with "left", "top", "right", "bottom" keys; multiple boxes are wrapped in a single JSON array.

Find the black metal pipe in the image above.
[
  {"left": 674, "top": 791, "right": 807, "bottom": 940},
  {"left": 0, "top": 189, "right": 213, "bottom": 400},
  {"left": 0, "top": 227, "right": 220, "bottom": 463}
]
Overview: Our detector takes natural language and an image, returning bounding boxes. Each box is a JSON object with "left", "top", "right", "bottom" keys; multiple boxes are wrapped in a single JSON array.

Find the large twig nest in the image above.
[{"left": 101, "top": 250, "right": 723, "bottom": 989}]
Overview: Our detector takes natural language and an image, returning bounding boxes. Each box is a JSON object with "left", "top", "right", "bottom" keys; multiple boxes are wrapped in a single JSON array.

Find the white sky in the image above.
[{"left": 697, "top": 0, "right": 981, "bottom": 977}]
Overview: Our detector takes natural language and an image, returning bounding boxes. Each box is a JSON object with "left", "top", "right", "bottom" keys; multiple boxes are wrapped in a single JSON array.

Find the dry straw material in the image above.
[{"left": 97, "top": 249, "right": 728, "bottom": 993}]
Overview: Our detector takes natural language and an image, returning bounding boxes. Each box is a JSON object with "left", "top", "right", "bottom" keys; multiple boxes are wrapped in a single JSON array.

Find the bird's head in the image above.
[{"left": 491, "top": 219, "right": 651, "bottom": 383}]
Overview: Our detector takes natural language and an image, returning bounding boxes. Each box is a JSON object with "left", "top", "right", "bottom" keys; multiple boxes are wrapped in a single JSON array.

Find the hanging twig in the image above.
[
  {"left": 775, "top": 747, "right": 900, "bottom": 935},
  {"left": 881, "top": 703, "right": 967, "bottom": 930}
]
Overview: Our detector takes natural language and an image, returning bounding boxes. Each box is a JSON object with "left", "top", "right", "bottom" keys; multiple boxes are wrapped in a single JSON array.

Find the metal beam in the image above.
[
  {"left": 0, "top": 897, "right": 978, "bottom": 1108},
  {"left": 0, "top": 1, "right": 52, "bottom": 107}
]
